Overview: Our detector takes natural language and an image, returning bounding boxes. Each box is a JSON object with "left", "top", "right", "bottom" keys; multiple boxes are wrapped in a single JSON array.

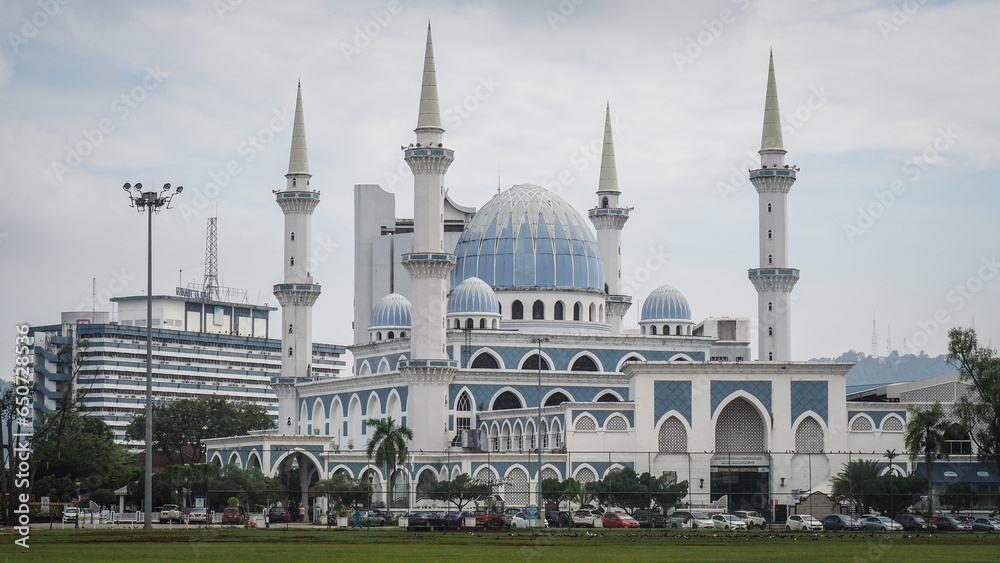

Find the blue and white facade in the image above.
[{"left": 206, "top": 30, "right": 992, "bottom": 519}]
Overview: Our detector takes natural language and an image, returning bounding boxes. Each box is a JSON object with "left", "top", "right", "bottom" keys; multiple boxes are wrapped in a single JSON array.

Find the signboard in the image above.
[
  {"left": 195, "top": 497, "right": 205, "bottom": 508},
  {"left": 710, "top": 453, "right": 770, "bottom": 467},
  {"left": 41, "top": 496, "right": 50, "bottom": 514}
]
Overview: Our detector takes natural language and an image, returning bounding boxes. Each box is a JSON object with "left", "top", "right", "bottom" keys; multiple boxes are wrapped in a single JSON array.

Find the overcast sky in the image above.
[{"left": 2, "top": 0, "right": 998, "bottom": 377}]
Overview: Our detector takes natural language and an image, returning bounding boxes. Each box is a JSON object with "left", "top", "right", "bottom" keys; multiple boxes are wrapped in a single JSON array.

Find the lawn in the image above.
[{"left": 3, "top": 527, "right": 999, "bottom": 562}]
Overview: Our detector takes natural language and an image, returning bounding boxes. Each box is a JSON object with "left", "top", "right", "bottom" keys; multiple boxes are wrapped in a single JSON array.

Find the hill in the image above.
[{"left": 811, "top": 350, "right": 956, "bottom": 389}]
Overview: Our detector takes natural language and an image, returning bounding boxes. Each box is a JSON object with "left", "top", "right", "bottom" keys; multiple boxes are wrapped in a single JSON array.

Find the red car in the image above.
[
  {"left": 602, "top": 512, "right": 640, "bottom": 529},
  {"left": 221, "top": 507, "right": 245, "bottom": 525},
  {"left": 473, "top": 510, "right": 504, "bottom": 528}
]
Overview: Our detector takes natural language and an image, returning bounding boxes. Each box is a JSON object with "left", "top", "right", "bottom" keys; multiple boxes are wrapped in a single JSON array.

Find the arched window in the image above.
[
  {"left": 589, "top": 303, "right": 595, "bottom": 322},
  {"left": 532, "top": 300, "right": 545, "bottom": 320},
  {"left": 663, "top": 325, "right": 670, "bottom": 335},
  {"left": 573, "top": 302, "right": 581, "bottom": 321},
  {"left": 288, "top": 324, "right": 293, "bottom": 334},
  {"left": 288, "top": 347, "right": 293, "bottom": 356},
  {"left": 768, "top": 302, "right": 773, "bottom": 312},
  {"left": 554, "top": 301, "right": 564, "bottom": 320},
  {"left": 850, "top": 416, "right": 873, "bottom": 432},
  {"left": 768, "top": 352, "right": 773, "bottom": 360},
  {"left": 400, "top": 331, "right": 406, "bottom": 337},
  {"left": 290, "top": 232, "right": 295, "bottom": 241},
  {"left": 650, "top": 325, "right": 657, "bottom": 335},
  {"left": 576, "top": 416, "right": 596, "bottom": 431},
  {"left": 456, "top": 393, "right": 472, "bottom": 411},
  {"left": 795, "top": 417, "right": 824, "bottom": 453},
  {"left": 471, "top": 353, "right": 499, "bottom": 369},
  {"left": 597, "top": 393, "right": 620, "bottom": 403},
  {"left": 767, "top": 230, "right": 772, "bottom": 239},
  {"left": 602, "top": 196, "right": 609, "bottom": 208},
  {"left": 290, "top": 257, "right": 295, "bottom": 266},
  {"left": 387, "top": 331, "right": 394, "bottom": 339},
  {"left": 292, "top": 178, "right": 296, "bottom": 187},
  {"left": 465, "top": 318, "right": 474, "bottom": 329},
  {"left": 522, "top": 354, "right": 550, "bottom": 371},
  {"left": 658, "top": 417, "right": 687, "bottom": 453},
  {"left": 570, "top": 356, "right": 598, "bottom": 372},
  {"left": 768, "top": 254, "right": 773, "bottom": 265},
  {"left": 767, "top": 203, "right": 772, "bottom": 212},
  {"left": 544, "top": 392, "right": 570, "bottom": 406},
  {"left": 715, "top": 397, "right": 766, "bottom": 453},
  {"left": 606, "top": 415, "right": 628, "bottom": 431},
  {"left": 676, "top": 325, "right": 683, "bottom": 335},
  {"left": 492, "top": 391, "right": 523, "bottom": 410},
  {"left": 768, "top": 327, "right": 773, "bottom": 336},
  {"left": 512, "top": 300, "right": 523, "bottom": 320},
  {"left": 376, "top": 331, "right": 382, "bottom": 340},
  {"left": 454, "top": 319, "right": 461, "bottom": 329}
]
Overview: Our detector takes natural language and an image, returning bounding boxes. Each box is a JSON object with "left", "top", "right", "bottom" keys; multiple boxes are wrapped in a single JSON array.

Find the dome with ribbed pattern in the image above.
[
  {"left": 448, "top": 277, "right": 500, "bottom": 314},
  {"left": 641, "top": 285, "right": 691, "bottom": 321},
  {"left": 451, "top": 184, "right": 604, "bottom": 292},
  {"left": 370, "top": 293, "right": 411, "bottom": 328}
]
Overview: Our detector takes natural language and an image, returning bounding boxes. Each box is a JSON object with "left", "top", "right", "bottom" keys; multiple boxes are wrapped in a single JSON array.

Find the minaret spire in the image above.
[
  {"left": 416, "top": 23, "right": 442, "bottom": 131},
  {"left": 748, "top": 51, "right": 798, "bottom": 362},
  {"left": 589, "top": 102, "right": 631, "bottom": 334},
  {"left": 760, "top": 50, "right": 784, "bottom": 152},
  {"left": 287, "top": 80, "right": 310, "bottom": 176},
  {"left": 598, "top": 101, "right": 619, "bottom": 193}
]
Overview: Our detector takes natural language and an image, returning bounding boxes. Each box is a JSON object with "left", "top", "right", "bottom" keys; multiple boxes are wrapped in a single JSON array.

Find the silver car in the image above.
[
  {"left": 712, "top": 514, "right": 747, "bottom": 530},
  {"left": 786, "top": 514, "right": 823, "bottom": 531},
  {"left": 670, "top": 511, "right": 715, "bottom": 529},
  {"left": 863, "top": 516, "right": 902, "bottom": 531},
  {"left": 187, "top": 507, "right": 211, "bottom": 524}
]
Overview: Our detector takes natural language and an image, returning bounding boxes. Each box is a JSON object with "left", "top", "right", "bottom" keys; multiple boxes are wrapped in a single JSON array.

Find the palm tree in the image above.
[
  {"left": 904, "top": 403, "right": 949, "bottom": 517},
  {"left": 830, "top": 458, "right": 881, "bottom": 513},
  {"left": 365, "top": 417, "right": 413, "bottom": 508}
]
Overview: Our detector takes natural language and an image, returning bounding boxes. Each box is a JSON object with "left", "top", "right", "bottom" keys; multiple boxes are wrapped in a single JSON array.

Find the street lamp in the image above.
[
  {"left": 124, "top": 181, "right": 182, "bottom": 530},
  {"left": 533, "top": 336, "right": 549, "bottom": 527}
]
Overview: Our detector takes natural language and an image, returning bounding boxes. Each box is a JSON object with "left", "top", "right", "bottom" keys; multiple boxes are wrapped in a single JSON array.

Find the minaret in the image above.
[
  {"left": 588, "top": 103, "right": 631, "bottom": 334},
  {"left": 399, "top": 24, "right": 457, "bottom": 451},
  {"left": 272, "top": 81, "right": 321, "bottom": 433},
  {"left": 748, "top": 52, "right": 799, "bottom": 362}
]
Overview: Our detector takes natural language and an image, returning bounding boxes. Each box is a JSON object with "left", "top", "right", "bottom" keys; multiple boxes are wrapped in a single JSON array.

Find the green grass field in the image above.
[{"left": 3, "top": 527, "right": 999, "bottom": 562}]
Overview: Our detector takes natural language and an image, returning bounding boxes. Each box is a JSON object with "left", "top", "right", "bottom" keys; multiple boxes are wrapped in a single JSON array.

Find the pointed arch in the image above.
[
  {"left": 358, "top": 361, "right": 372, "bottom": 376},
  {"left": 520, "top": 352, "right": 551, "bottom": 371},
  {"left": 470, "top": 349, "right": 503, "bottom": 369},
  {"left": 794, "top": 415, "right": 824, "bottom": 453},
  {"left": 569, "top": 353, "right": 601, "bottom": 372},
  {"left": 504, "top": 465, "right": 530, "bottom": 505},
  {"left": 513, "top": 420, "right": 524, "bottom": 451},
  {"left": 228, "top": 451, "right": 242, "bottom": 468},
  {"left": 849, "top": 414, "right": 874, "bottom": 432},
  {"left": 657, "top": 415, "right": 688, "bottom": 453},
  {"left": 544, "top": 388, "right": 573, "bottom": 406},
  {"left": 575, "top": 414, "right": 597, "bottom": 431},
  {"left": 386, "top": 390, "right": 403, "bottom": 421},
  {"left": 377, "top": 357, "right": 391, "bottom": 373},
  {"left": 714, "top": 396, "right": 767, "bottom": 453},
  {"left": 605, "top": 414, "right": 628, "bottom": 431},
  {"left": 491, "top": 389, "right": 525, "bottom": 410},
  {"left": 617, "top": 354, "right": 645, "bottom": 371},
  {"left": 367, "top": 392, "right": 382, "bottom": 419}
]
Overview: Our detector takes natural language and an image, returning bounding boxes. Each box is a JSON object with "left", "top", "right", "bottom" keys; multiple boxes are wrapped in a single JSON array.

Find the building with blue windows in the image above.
[{"left": 205, "top": 28, "right": 994, "bottom": 520}]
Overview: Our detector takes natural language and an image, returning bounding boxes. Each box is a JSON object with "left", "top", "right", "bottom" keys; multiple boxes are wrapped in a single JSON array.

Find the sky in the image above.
[{"left": 2, "top": 0, "right": 998, "bottom": 379}]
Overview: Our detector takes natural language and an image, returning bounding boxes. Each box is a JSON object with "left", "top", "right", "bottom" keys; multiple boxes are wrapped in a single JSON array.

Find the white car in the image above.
[
  {"left": 712, "top": 514, "right": 748, "bottom": 530},
  {"left": 572, "top": 510, "right": 597, "bottom": 527},
  {"left": 670, "top": 511, "right": 716, "bottom": 529},
  {"left": 786, "top": 514, "right": 823, "bottom": 531},
  {"left": 511, "top": 511, "right": 547, "bottom": 529},
  {"left": 62, "top": 506, "right": 79, "bottom": 523},
  {"left": 187, "top": 507, "right": 212, "bottom": 524},
  {"left": 734, "top": 510, "right": 766, "bottom": 530}
]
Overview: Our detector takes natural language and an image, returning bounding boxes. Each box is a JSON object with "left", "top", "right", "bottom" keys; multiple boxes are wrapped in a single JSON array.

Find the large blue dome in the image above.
[
  {"left": 641, "top": 285, "right": 692, "bottom": 321},
  {"left": 370, "top": 293, "right": 411, "bottom": 328},
  {"left": 452, "top": 184, "right": 604, "bottom": 291},
  {"left": 448, "top": 277, "right": 500, "bottom": 314}
]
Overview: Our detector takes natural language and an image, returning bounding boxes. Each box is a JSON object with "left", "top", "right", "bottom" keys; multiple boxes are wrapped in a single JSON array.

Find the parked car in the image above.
[
  {"left": 545, "top": 510, "right": 572, "bottom": 528},
  {"left": 187, "top": 507, "right": 211, "bottom": 524},
  {"left": 62, "top": 506, "right": 79, "bottom": 524},
  {"left": 822, "top": 514, "right": 863, "bottom": 531},
  {"left": 632, "top": 509, "right": 667, "bottom": 528},
  {"left": 221, "top": 507, "right": 245, "bottom": 525},
  {"left": 572, "top": 509, "right": 598, "bottom": 528},
  {"left": 473, "top": 510, "right": 504, "bottom": 528},
  {"left": 408, "top": 511, "right": 444, "bottom": 527},
  {"left": 711, "top": 514, "right": 748, "bottom": 530},
  {"left": 972, "top": 518, "right": 1000, "bottom": 532},
  {"left": 503, "top": 508, "right": 522, "bottom": 526},
  {"left": 733, "top": 510, "right": 766, "bottom": 530},
  {"left": 602, "top": 512, "right": 640, "bottom": 529},
  {"left": 267, "top": 506, "right": 289, "bottom": 523},
  {"left": 670, "top": 511, "right": 715, "bottom": 529},
  {"left": 360, "top": 509, "right": 386, "bottom": 526},
  {"left": 511, "top": 511, "right": 546, "bottom": 528},
  {"left": 863, "top": 516, "right": 902, "bottom": 531},
  {"left": 894, "top": 513, "right": 928, "bottom": 531},
  {"left": 442, "top": 511, "right": 469, "bottom": 527},
  {"left": 934, "top": 515, "right": 971, "bottom": 531},
  {"left": 785, "top": 514, "right": 823, "bottom": 531},
  {"left": 160, "top": 504, "right": 182, "bottom": 524}
]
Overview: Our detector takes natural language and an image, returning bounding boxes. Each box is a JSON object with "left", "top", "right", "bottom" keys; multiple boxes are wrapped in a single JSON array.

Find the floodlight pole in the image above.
[
  {"left": 124, "top": 182, "right": 182, "bottom": 530},
  {"left": 534, "top": 336, "right": 549, "bottom": 527}
]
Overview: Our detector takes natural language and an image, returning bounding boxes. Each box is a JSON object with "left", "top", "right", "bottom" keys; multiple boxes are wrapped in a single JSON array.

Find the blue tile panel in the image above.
[
  {"left": 451, "top": 384, "right": 628, "bottom": 411},
  {"left": 653, "top": 380, "right": 692, "bottom": 426},
  {"left": 791, "top": 381, "right": 829, "bottom": 424},
  {"left": 482, "top": 345, "right": 702, "bottom": 371},
  {"left": 569, "top": 409, "right": 634, "bottom": 428},
  {"left": 302, "top": 386, "right": 410, "bottom": 419},
  {"left": 711, "top": 381, "right": 772, "bottom": 416}
]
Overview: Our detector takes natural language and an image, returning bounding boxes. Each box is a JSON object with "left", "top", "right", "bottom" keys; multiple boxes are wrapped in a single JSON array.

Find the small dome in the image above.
[
  {"left": 370, "top": 293, "right": 411, "bottom": 328},
  {"left": 641, "top": 285, "right": 691, "bottom": 321},
  {"left": 448, "top": 277, "right": 500, "bottom": 315}
]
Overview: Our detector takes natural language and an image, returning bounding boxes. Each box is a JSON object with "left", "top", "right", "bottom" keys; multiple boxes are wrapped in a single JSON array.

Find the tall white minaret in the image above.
[
  {"left": 399, "top": 24, "right": 457, "bottom": 451},
  {"left": 588, "top": 103, "right": 631, "bottom": 334},
  {"left": 272, "top": 81, "right": 321, "bottom": 433},
  {"left": 748, "top": 52, "right": 799, "bottom": 362}
]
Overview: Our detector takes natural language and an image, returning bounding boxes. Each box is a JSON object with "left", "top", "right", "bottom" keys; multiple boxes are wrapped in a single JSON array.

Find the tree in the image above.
[
  {"left": 314, "top": 473, "right": 373, "bottom": 509},
  {"left": 540, "top": 477, "right": 568, "bottom": 507},
  {"left": 641, "top": 473, "right": 688, "bottom": 511},
  {"left": 126, "top": 396, "right": 275, "bottom": 464},
  {"left": 948, "top": 327, "right": 1000, "bottom": 510},
  {"left": 563, "top": 478, "right": 596, "bottom": 508},
  {"left": 904, "top": 403, "right": 950, "bottom": 516},
  {"left": 208, "top": 464, "right": 286, "bottom": 511},
  {"left": 365, "top": 416, "right": 413, "bottom": 507},
  {"left": 592, "top": 468, "right": 649, "bottom": 514},
  {"left": 428, "top": 473, "right": 489, "bottom": 511},
  {"left": 831, "top": 459, "right": 882, "bottom": 514},
  {"left": 941, "top": 482, "right": 975, "bottom": 513}
]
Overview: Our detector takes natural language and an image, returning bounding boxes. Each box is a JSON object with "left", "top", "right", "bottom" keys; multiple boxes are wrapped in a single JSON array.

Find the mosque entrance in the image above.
[{"left": 710, "top": 453, "right": 771, "bottom": 513}]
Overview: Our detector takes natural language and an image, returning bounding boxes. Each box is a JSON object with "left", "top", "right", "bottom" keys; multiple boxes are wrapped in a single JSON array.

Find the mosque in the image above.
[{"left": 206, "top": 26, "right": 974, "bottom": 520}]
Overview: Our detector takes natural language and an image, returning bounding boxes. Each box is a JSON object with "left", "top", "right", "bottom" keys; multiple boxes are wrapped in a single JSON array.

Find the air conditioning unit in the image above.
[
  {"left": 347, "top": 439, "right": 354, "bottom": 450},
  {"left": 313, "top": 428, "right": 321, "bottom": 436}
]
